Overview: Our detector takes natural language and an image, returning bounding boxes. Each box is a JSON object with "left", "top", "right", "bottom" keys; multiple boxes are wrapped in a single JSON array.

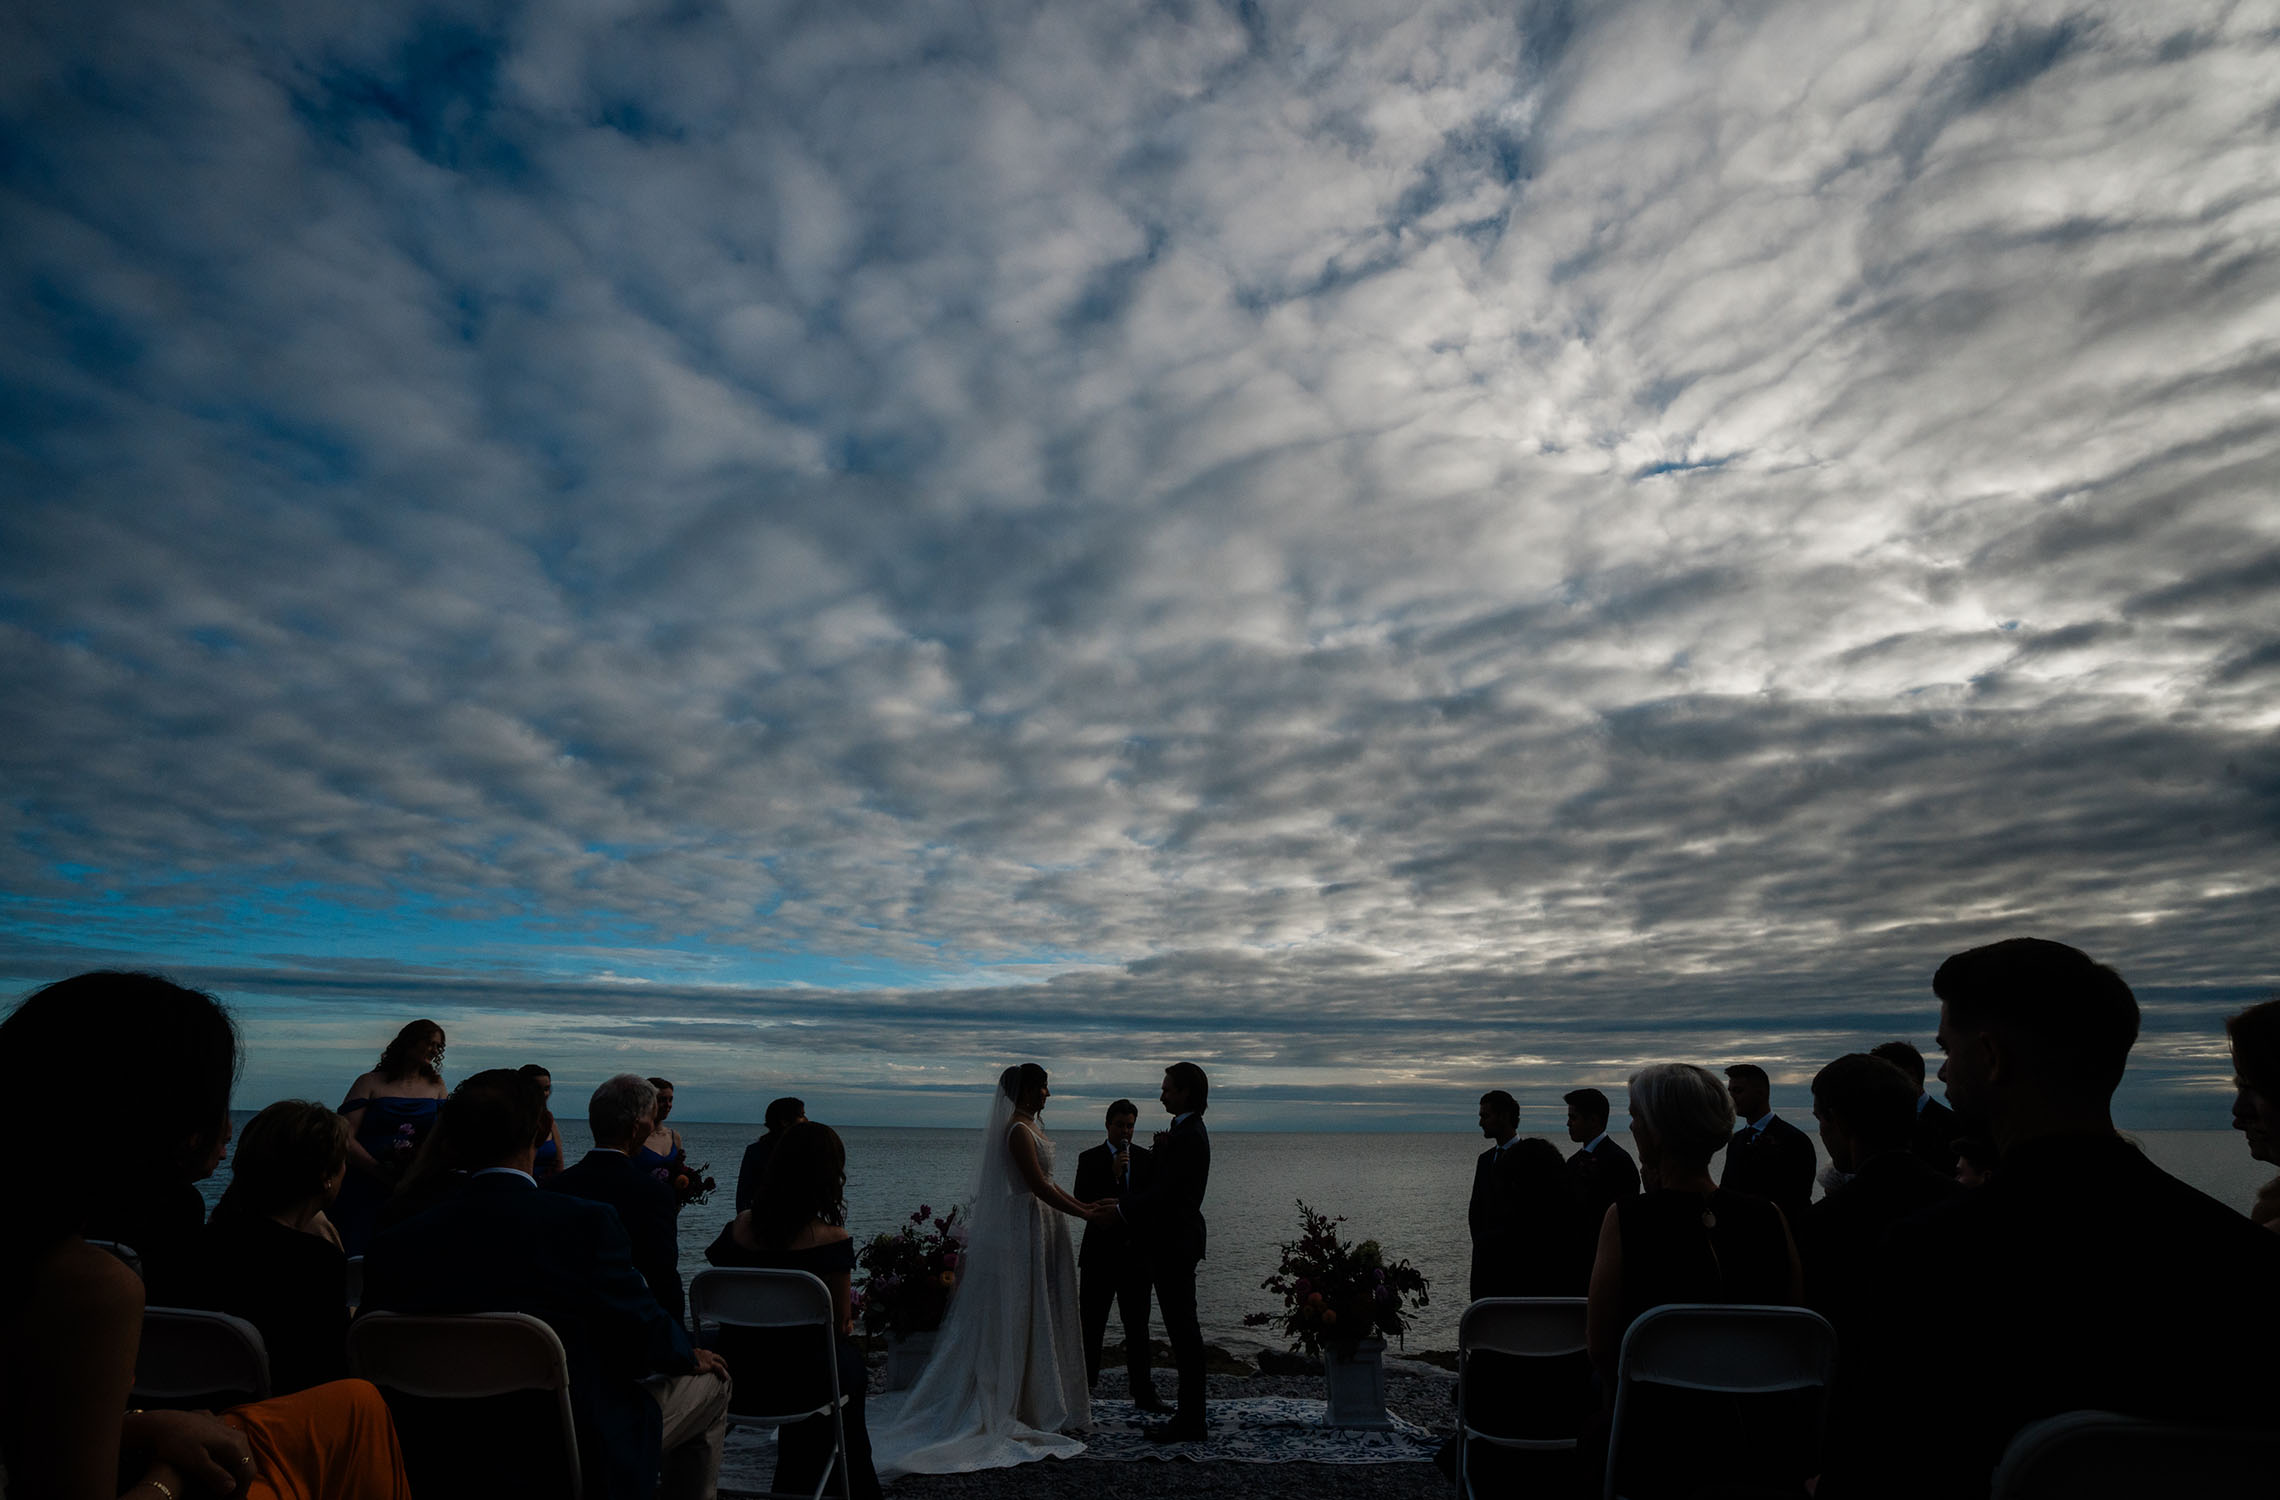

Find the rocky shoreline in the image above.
[{"left": 721, "top": 1347, "right": 1461, "bottom": 1500}]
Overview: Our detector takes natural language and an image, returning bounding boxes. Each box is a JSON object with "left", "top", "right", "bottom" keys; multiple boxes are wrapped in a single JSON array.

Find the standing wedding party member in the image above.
[
  {"left": 334, "top": 1019, "right": 449, "bottom": 1255},
  {"left": 1719, "top": 1063, "right": 1817, "bottom": 1225},
  {"left": 871, "top": 1064, "right": 1111, "bottom": 1478},
  {"left": 1, "top": 971, "right": 413, "bottom": 1500},
  {"left": 2229, "top": 997, "right": 2280, "bottom": 1232},
  {"left": 521, "top": 1063, "right": 570, "bottom": 1178},
  {"left": 1564, "top": 1087, "right": 1640, "bottom": 1219},
  {"left": 1073, "top": 1098, "right": 1164, "bottom": 1408},
  {"left": 1118, "top": 1062, "right": 1212, "bottom": 1445},
  {"left": 638, "top": 1076, "right": 688, "bottom": 1198}
]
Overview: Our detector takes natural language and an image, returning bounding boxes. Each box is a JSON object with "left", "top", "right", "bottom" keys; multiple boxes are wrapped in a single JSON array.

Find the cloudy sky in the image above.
[{"left": 4, "top": 0, "right": 2275, "bottom": 1129}]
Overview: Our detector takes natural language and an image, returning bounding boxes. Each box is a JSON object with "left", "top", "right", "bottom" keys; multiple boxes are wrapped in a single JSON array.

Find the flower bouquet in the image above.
[
  {"left": 670, "top": 1159, "right": 718, "bottom": 1209},
  {"left": 856, "top": 1203, "right": 967, "bottom": 1338},
  {"left": 1244, "top": 1199, "right": 1430, "bottom": 1359}
]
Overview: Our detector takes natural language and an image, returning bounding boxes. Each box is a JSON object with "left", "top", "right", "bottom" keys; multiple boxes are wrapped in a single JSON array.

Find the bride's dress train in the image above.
[{"left": 869, "top": 1084, "right": 1090, "bottom": 1477}]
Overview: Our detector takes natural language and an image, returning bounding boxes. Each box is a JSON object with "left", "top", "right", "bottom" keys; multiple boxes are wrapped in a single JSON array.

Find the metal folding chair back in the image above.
[
  {"left": 1456, "top": 1297, "right": 1592, "bottom": 1498},
  {"left": 689, "top": 1267, "right": 851, "bottom": 1500},
  {"left": 1604, "top": 1303, "right": 1836, "bottom": 1500},
  {"left": 347, "top": 1311, "right": 580, "bottom": 1500},
  {"left": 87, "top": 1239, "right": 145, "bottom": 1278},
  {"left": 1991, "top": 1410, "right": 2280, "bottom": 1500},
  {"left": 135, "top": 1306, "right": 272, "bottom": 1410}
]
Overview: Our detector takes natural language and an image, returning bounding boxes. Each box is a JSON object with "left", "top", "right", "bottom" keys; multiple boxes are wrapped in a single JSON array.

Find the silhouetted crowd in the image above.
[{"left": 3, "top": 937, "right": 2277, "bottom": 1500}]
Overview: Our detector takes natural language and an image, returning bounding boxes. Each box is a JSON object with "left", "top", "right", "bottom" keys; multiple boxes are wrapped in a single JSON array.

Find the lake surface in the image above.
[{"left": 204, "top": 1119, "right": 2271, "bottom": 1355}]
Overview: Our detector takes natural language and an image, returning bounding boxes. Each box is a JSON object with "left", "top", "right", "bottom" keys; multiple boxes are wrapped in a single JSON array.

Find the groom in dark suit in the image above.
[
  {"left": 1073, "top": 1098, "right": 1165, "bottom": 1409},
  {"left": 1118, "top": 1061, "right": 1212, "bottom": 1444}
]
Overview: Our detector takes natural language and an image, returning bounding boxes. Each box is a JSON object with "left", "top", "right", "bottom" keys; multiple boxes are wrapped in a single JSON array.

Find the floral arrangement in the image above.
[
  {"left": 856, "top": 1203, "right": 967, "bottom": 1338},
  {"left": 1244, "top": 1199, "right": 1430, "bottom": 1359},
  {"left": 670, "top": 1159, "right": 718, "bottom": 1209}
]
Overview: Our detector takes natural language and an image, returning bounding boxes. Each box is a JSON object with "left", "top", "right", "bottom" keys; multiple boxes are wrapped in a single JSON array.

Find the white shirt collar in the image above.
[
  {"left": 1492, "top": 1133, "right": 1517, "bottom": 1152},
  {"left": 1914, "top": 1092, "right": 1931, "bottom": 1115},
  {"left": 1585, "top": 1132, "right": 1610, "bottom": 1153},
  {"left": 474, "top": 1166, "right": 536, "bottom": 1186},
  {"left": 1172, "top": 1111, "right": 1196, "bottom": 1128},
  {"left": 1748, "top": 1112, "right": 1775, "bottom": 1133},
  {"left": 592, "top": 1147, "right": 628, "bottom": 1156},
  {"left": 1106, "top": 1137, "right": 1127, "bottom": 1154}
]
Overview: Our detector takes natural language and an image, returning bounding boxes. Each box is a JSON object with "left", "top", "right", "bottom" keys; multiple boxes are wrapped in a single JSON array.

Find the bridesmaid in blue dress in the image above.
[
  {"left": 332, "top": 1020, "right": 449, "bottom": 1255},
  {"left": 519, "top": 1063, "right": 569, "bottom": 1178},
  {"left": 637, "top": 1076, "right": 688, "bottom": 1202}
]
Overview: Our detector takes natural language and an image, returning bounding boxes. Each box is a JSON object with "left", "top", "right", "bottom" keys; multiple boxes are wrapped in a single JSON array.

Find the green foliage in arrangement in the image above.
[
  {"left": 854, "top": 1202, "right": 967, "bottom": 1337},
  {"left": 1245, "top": 1198, "right": 1430, "bottom": 1359}
]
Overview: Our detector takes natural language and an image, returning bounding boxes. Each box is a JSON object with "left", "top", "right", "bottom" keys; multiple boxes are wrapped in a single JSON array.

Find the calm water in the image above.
[{"left": 203, "top": 1120, "right": 2271, "bottom": 1355}]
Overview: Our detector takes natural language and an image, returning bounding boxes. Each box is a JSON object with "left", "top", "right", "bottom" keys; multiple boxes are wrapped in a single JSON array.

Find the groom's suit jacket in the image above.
[
  {"left": 1073, "top": 1139, "right": 1153, "bottom": 1272},
  {"left": 1121, "top": 1115, "right": 1209, "bottom": 1266}
]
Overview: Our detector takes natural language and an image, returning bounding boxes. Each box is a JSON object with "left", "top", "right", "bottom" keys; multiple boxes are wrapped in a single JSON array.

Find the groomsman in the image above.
[
  {"left": 1564, "top": 1087, "right": 1640, "bottom": 1215},
  {"left": 1074, "top": 1099, "right": 1166, "bottom": 1410},
  {"left": 1871, "top": 1041, "right": 1961, "bottom": 1177},
  {"left": 1468, "top": 1090, "right": 1528, "bottom": 1300},
  {"left": 1119, "top": 1062, "right": 1212, "bottom": 1445},
  {"left": 1720, "top": 1064, "right": 1817, "bottom": 1226}
]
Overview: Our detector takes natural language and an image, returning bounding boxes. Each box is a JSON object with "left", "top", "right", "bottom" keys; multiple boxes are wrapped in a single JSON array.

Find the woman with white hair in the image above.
[{"left": 1585, "top": 1063, "right": 1803, "bottom": 1380}]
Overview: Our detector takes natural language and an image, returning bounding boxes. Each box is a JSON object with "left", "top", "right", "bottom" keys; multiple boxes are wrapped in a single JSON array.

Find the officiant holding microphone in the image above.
[{"left": 1074, "top": 1100, "right": 1167, "bottom": 1411}]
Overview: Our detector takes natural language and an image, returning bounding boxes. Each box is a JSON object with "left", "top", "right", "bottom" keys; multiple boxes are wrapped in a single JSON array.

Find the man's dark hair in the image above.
[
  {"left": 1480, "top": 1089, "right": 1519, "bottom": 1121},
  {"left": 1933, "top": 938, "right": 2140, "bottom": 1099},
  {"left": 1563, "top": 1087, "right": 1611, "bottom": 1121},
  {"left": 1725, "top": 1063, "right": 1771, "bottom": 1091},
  {"left": 1166, "top": 1061, "right": 1209, "bottom": 1114},
  {"left": 1105, "top": 1098, "right": 1139, "bottom": 1126},
  {"left": 1811, "top": 1053, "right": 1918, "bottom": 1155},
  {"left": 764, "top": 1096, "right": 806, "bottom": 1131},
  {"left": 755, "top": 1121, "right": 847, "bottom": 1251},
  {"left": 441, "top": 1069, "right": 550, "bottom": 1168},
  {"left": 647, "top": 1076, "right": 673, "bottom": 1092},
  {"left": 1870, "top": 1040, "right": 1927, "bottom": 1087},
  {"left": 2226, "top": 998, "right": 2280, "bottom": 1099}
]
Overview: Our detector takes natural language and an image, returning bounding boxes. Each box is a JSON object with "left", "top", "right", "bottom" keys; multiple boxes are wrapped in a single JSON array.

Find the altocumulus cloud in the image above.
[{"left": 2, "top": 0, "right": 2276, "bottom": 1125}]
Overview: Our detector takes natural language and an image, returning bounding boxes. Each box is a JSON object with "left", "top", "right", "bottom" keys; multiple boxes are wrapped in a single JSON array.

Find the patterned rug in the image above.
[{"left": 721, "top": 1397, "right": 1440, "bottom": 1488}]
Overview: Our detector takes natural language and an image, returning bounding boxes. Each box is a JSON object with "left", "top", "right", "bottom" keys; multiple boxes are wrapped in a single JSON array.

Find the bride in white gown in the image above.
[{"left": 871, "top": 1063, "right": 1110, "bottom": 1478}]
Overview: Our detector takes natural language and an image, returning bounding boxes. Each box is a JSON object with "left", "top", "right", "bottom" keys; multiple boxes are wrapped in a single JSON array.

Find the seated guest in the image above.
[
  {"left": 1797, "top": 1054, "right": 1957, "bottom": 1323},
  {"left": 1587, "top": 1063, "right": 1802, "bottom": 1377},
  {"left": 547, "top": 1073, "right": 685, "bottom": 1323},
  {"left": 1951, "top": 1135, "right": 1997, "bottom": 1188},
  {"left": 1, "top": 971, "right": 412, "bottom": 1500},
  {"left": 1585, "top": 1064, "right": 1805, "bottom": 1498},
  {"left": 1870, "top": 1039, "right": 1961, "bottom": 1177},
  {"left": 334, "top": 1020, "right": 450, "bottom": 1255},
  {"left": 1719, "top": 1062, "right": 1818, "bottom": 1226},
  {"left": 1823, "top": 939, "right": 2280, "bottom": 1499},
  {"left": 735, "top": 1095, "right": 807, "bottom": 1213},
  {"left": 1564, "top": 1086, "right": 1641, "bottom": 1216},
  {"left": 2228, "top": 997, "right": 2280, "bottom": 1232},
  {"left": 520, "top": 1063, "right": 570, "bottom": 1178},
  {"left": 362, "top": 1069, "right": 729, "bottom": 1500},
  {"left": 706, "top": 1121, "right": 883, "bottom": 1500},
  {"left": 191, "top": 1099, "right": 355, "bottom": 1394}
]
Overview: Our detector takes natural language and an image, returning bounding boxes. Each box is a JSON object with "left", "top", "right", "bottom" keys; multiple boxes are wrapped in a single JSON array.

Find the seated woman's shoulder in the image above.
[{"left": 35, "top": 1239, "right": 144, "bottom": 1327}]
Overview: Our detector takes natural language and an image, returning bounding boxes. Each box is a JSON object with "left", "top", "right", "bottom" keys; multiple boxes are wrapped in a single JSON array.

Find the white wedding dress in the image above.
[{"left": 870, "top": 1076, "right": 1091, "bottom": 1477}]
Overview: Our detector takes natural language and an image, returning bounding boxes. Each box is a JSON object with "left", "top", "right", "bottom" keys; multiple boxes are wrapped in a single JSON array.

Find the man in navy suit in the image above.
[
  {"left": 363, "top": 1070, "right": 731, "bottom": 1500},
  {"left": 1564, "top": 1087, "right": 1640, "bottom": 1218},
  {"left": 1720, "top": 1064, "right": 1817, "bottom": 1226},
  {"left": 1870, "top": 1040, "right": 1961, "bottom": 1177},
  {"left": 1468, "top": 1089, "right": 1529, "bottom": 1300},
  {"left": 1118, "top": 1062, "right": 1212, "bottom": 1444},
  {"left": 1073, "top": 1098, "right": 1164, "bottom": 1408},
  {"left": 546, "top": 1073, "right": 685, "bottom": 1325}
]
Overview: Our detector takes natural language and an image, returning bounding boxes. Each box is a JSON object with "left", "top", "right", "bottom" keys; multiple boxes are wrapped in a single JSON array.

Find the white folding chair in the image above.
[
  {"left": 1456, "top": 1297, "right": 1592, "bottom": 1498},
  {"left": 343, "top": 1254, "right": 364, "bottom": 1310},
  {"left": 1604, "top": 1303, "right": 1836, "bottom": 1500},
  {"left": 135, "top": 1307, "right": 271, "bottom": 1409},
  {"left": 689, "top": 1268, "right": 851, "bottom": 1500},
  {"left": 347, "top": 1311, "right": 580, "bottom": 1500},
  {"left": 1991, "top": 1410, "right": 2280, "bottom": 1500}
]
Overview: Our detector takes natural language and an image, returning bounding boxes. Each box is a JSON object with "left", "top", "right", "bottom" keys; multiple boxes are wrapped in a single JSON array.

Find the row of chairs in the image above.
[
  {"left": 1453, "top": 1297, "right": 2279, "bottom": 1500},
  {"left": 126, "top": 1265, "right": 855, "bottom": 1500}
]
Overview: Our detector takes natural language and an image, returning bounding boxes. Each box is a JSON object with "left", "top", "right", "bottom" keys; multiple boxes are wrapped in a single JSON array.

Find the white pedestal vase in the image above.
[
  {"left": 886, "top": 1328, "right": 939, "bottom": 1391},
  {"left": 1322, "top": 1337, "right": 1393, "bottom": 1429}
]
